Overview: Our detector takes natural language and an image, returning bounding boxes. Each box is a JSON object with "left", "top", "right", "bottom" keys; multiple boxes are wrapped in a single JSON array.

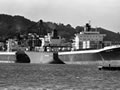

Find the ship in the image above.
[
  {"left": 0, "top": 20, "right": 66, "bottom": 64},
  {"left": 0, "top": 36, "right": 65, "bottom": 64},
  {"left": 0, "top": 22, "right": 120, "bottom": 64},
  {"left": 58, "top": 23, "right": 120, "bottom": 64},
  {"left": 58, "top": 44, "right": 120, "bottom": 64}
]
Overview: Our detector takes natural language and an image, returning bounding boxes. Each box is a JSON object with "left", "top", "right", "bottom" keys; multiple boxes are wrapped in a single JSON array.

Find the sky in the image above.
[{"left": 0, "top": 0, "right": 120, "bottom": 32}]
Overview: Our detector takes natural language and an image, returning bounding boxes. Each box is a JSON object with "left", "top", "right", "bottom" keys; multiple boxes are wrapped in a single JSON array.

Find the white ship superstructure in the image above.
[{"left": 72, "top": 23, "right": 106, "bottom": 50}]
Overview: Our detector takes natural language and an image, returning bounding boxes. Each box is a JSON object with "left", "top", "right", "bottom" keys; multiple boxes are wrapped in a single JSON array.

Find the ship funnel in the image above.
[
  {"left": 84, "top": 21, "right": 91, "bottom": 32},
  {"left": 85, "top": 23, "right": 91, "bottom": 31},
  {"left": 52, "top": 29, "right": 59, "bottom": 39}
]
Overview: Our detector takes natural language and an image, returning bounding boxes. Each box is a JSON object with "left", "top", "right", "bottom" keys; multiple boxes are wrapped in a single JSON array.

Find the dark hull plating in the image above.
[
  {"left": 100, "top": 47, "right": 120, "bottom": 60},
  {"left": 58, "top": 46, "right": 120, "bottom": 64}
]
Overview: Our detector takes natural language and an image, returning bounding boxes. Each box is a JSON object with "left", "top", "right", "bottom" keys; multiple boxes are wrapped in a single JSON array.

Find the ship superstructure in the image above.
[{"left": 72, "top": 23, "right": 106, "bottom": 50}]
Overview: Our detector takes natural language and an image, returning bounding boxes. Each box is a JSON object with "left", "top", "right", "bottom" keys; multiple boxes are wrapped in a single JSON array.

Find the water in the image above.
[{"left": 0, "top": 63, "right": 120, "bottom": 90}]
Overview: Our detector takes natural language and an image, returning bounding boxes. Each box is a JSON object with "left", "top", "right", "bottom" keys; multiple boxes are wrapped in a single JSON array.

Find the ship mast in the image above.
[
  {"left": 38, "top": 19, "right": 47, "bottom": 37},
  {"left": 38, "top": 20, "right": 43, "bottom": 37}
]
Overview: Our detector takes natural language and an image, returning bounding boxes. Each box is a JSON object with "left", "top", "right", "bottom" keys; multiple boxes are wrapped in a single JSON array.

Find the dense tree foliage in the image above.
[{"left": 0, "top": 14, "right": 120, "bottom": 42}]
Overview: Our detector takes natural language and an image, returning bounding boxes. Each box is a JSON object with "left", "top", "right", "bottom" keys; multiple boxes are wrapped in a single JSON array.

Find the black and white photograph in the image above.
[{"left": 0, "top": 0, "right": 120, "bottom": 89}]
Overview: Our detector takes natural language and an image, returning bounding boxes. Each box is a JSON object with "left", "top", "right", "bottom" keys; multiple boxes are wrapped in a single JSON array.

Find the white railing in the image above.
[{"left": 58, "top": 45, "right": 120, "bottom": 55}]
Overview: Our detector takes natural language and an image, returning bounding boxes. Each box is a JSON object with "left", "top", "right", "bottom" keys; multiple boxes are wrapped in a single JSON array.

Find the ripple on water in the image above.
[{"left": 0, "top": 64, "right": 120, "bottom": 89}]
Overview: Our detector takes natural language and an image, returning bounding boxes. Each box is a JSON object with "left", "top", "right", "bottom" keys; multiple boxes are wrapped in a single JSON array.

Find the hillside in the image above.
[{"left": 0, "top": 14, "right": 120, "bottom": 42}]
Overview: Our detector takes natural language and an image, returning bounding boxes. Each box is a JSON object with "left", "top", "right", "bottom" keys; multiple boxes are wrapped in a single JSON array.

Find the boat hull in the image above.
[
  {"left": 25, "top": 52, "right": 53, "bottom": 64},
  {"left": 58, "top": 46, "right": 120, "bottom": 64},
  {"left": 0, "top": 45, "right": 120, "bottom": 64},
  {"left": 0, "top": 51, "right": 64, "bottom": 64},
  {"left": 58, "top": 53, "right": 102, "bottom": 64},
  {"left": 98, "top": 65, "right": 120, "bottom": 71},
  {"left": 0, "top": 52, "right": 16, "bottom": 63},
  {"left": 25, "top": 51, "right": 65, "bottom": 64},
  {"left": 100, "top": 47, "right": 120, "bottom": 60}
]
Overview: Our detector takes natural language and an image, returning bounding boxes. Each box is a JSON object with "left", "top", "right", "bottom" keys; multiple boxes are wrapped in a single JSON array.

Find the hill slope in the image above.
[{"left": 0, "top": 14, "right": 120, "bottom": 42}]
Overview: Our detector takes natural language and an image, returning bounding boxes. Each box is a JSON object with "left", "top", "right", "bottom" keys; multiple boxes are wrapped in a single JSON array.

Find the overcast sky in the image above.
[{"left": 0, "top": 0, "right": 120, "bottom": 32}]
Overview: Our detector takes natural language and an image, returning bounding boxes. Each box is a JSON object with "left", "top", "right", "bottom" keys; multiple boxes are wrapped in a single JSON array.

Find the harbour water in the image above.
[{"left": 0, "top": 63, "right": 120, "bottom": 90}]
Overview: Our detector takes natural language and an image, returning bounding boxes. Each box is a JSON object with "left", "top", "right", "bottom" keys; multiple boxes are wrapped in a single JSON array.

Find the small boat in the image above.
[
  {"left": 98, "top": 64, "right": 120, "bottom": 71},
  {"left": 98, "top": 59, "right": 120, "bottom": 71}
]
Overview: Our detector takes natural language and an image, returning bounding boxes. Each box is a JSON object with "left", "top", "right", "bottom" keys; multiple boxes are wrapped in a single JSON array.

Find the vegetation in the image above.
[{"left": 0, "top": 14, "right": 120, "bottom": 42}]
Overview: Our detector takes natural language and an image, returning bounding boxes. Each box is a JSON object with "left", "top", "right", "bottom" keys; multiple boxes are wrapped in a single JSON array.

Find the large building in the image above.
[{"left": 73, "top": 23, "right": 106, "bottom": 50}]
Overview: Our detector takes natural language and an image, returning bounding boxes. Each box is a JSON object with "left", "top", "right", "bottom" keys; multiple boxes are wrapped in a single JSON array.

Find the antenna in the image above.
[
  {"left": 88, "top": 20, "right": 91, "bottom": 25},
  {"left": 95, "top": 26, "right": 97, "bottom": 31}
]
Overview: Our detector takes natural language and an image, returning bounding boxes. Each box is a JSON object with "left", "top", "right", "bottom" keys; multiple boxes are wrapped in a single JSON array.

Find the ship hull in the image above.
[
  {"left": 58, "top": 53, "right": 102, "bottom": 64},
  {"left": 25, "top": 52, "right": 54, "bottom": 64},
  {"left": 0, "top": 45, "right": 120, "bottom": 64},
  {"left": 100, "top": 47, "right": 120, "bottom": 60},
  {"left": 0, "top": 52, "right": 16, "bottom": 63},
  {"left": 23, "top": 51, "right": 65, "bottom": 64},
  {"left": 0, "top": 51, "right": 64, "bottom": 64},
  {"left": 58, "top": 45, "right": 120, "bottom": 64}
]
